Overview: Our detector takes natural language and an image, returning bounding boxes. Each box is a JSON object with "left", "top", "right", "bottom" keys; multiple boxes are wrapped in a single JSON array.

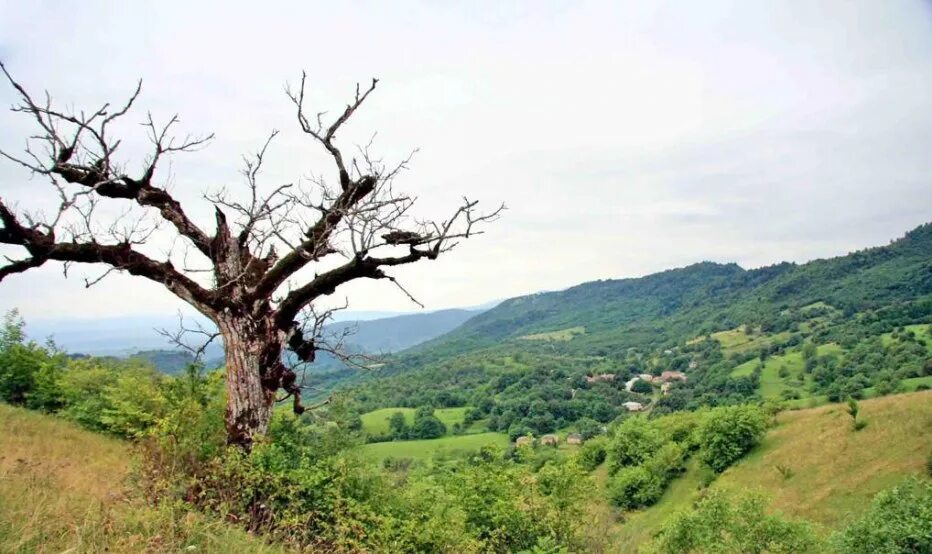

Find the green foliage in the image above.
[
  {"left": 632, "top": 378, "right": 653, "bottom": 394},
  {"left": 697, "top": 405, "right": 768, "bottom": 473},
  {"left": 834, "top": 477, "right": 932, "bottom": 554},
  {"left": 607, "top": 417, "right": 665, "bottom": 474},
  {"left": 608, "top": 465, "right": 665, "bottom": 510},
  {"left": 646, "top": 489, "right": 825, "bottom": 553},
  {"left": 576, "top": 437, "right": 607, "bottom": 471}
]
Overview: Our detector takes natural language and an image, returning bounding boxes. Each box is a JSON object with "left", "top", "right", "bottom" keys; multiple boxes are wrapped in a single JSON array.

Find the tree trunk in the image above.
[{"left": 220, "top": 317, "right": 279, "bottom": 448}]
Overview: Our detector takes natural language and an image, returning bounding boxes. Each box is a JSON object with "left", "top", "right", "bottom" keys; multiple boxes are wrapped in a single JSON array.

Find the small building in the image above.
[
  {"left": 661, "top": 382, "right": 672, "bottom": 395},
  {"left": 566, "top": 433, "right": 583, "bottom": 445},
  {"left": 540, "top": 434, "right": 559, "bottom": 446},
  {"left": 623, "top": 401, "right": 644, "bottom": 412},
  {"left": 660, "top": 370, "right": 688, "bottom": 383},
  {"left": 688, "top": 360, "right": 699, "bottom": 370},
  {"left": 585, "top": 373, "right": 616, "bottom": 384},
  {"left": 515, "top": 436, "right": 534, "bottom": 447},
  {"left": 624, "top": 377, "right": 639, "bottom": 391}
]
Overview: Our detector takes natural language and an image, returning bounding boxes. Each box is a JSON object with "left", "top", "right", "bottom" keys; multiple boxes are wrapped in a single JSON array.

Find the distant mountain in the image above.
[
  {"left": 326, "top": 309, "right": 482, "bottom": 354},
  {"left": 25, "top": 305, "right": 487, "bottom": 374}
]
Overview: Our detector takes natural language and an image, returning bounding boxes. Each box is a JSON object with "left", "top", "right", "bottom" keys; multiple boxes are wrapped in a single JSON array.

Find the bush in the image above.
[
  {"left": 577, "top": 438, "right": 607, "bottom": 471},
  {"left": 607, "top": 466, "right": 664, "bottom": 510},
  {"left": 607, "top": 417, "right": 665, "bottom": 474},
  {"left": 632, "top": 379, "right": 653, "bottom": 394},
  {"left": 697, "top": 405, "right": 768, "bottom": 473},
  {"left": 834, "top": 477, "right": 932, "bottom": 554},
  {"left": 646, "top": 489, "right": 824, "bottom": 553},
  {"left": 644, "top": 442, "right": 686, "bottom": 480}
]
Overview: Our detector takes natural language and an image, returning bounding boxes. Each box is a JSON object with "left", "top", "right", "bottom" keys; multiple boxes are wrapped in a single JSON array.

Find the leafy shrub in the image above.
[
  {"left": 646, "top": 489, "right": 824, "bottom": 553},
  {"left": 697, "top": 405, "right": 768, "bottom": 473},
  {"left": 607, "top": 466, "right": 664, "bottom": 510},
  {"left": 834, "top": 477, "right": 932, "bottom": 554},
  {"left": 576, "top": 438, "right": 607, "bottom": 471},
  {"left": 644, "top": 442, "right": 686, "bottom": 480},
  {"left": 607, "top": 417, "right": 665, "bottom": 474},
  {"left": 632, "top": 379, "right": 653, "bottom": 394}
]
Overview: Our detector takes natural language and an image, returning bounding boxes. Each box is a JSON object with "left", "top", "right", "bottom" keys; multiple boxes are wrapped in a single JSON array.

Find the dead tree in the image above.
[{"left": 0, "top": 64, "right": 502, "bottom": 447}]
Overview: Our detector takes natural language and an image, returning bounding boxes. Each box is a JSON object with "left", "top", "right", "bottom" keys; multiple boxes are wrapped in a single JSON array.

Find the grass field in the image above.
[
  {"left": 360, "top": 406, "right": 479, "bottom": 437},
  {"left": 0, "top": 403, "right": 283, "bottom": 553},
  {"left": 731, "top": 343, "right": 842, "bottom": 400},
  {"left": 519, "top": 326, "right": 586, "bottom": 341},
  {"left": 611, "top": 390, "right": 932, "bottom": 550},
  {"left": 357, "top": 432, "right": 510, "bottom": 463},
  {"left": 881, "top": 323, "right": 932, "bottom": 350},
  {"left": 704, "top": 326, "right": 792, "bottom": 355},
  {"left": 359, "top": 407, "right": 416, "bottom": 435}
]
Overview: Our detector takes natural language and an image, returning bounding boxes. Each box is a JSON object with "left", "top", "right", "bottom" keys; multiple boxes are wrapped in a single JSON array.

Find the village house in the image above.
[
  {"left": 660, "top": 370, "right": 688, "bottom": 383},
  {"left": 566, "top": 433, "right": 583, "bottom": 445},
  {"left": 540, "top": 434, "right": 559, "bottom": 446},
  {"left": 515, "top": 436, "right": 534, "bottom": 447},
  {"left": 624, "top": 377, "right": 639, "bottom": 391},
  {"left": 585, "top": 373, "right": 616, "bottom": 384},
  {"left": 623, "top": 401, "right": 644, "bottom": 412},
  {"left": 688, "top": 360, "right": 699, "bottom": 370}
]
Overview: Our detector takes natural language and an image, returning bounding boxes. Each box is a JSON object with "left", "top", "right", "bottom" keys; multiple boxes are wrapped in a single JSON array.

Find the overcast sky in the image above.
[{"left": 1, "top": 0, "right": 931, "bottom": 322}]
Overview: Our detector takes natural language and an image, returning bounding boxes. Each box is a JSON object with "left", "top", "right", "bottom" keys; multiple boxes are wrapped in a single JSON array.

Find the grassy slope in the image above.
[
  {"left": 731, "top": 343, "right": 842, "bottom": 400},
  {"left": 0, "top": 404, "right": 283, "bottom": 554},
  {"left": 360, "top": 406, "right": 476, "bottom": 437},
  {"left": 611, "top": 390, "right": 932, "bottom": 551},
  {"left": 357, "top": 432, "right": 509, "bottom": 463},
  {"left": 359, "top": 407, "right": 416, "bottom": 435}
]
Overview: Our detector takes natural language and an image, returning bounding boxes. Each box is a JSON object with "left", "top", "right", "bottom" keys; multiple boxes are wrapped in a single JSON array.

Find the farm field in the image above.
[
  {"left": 359, "top": 406, "right": 478, "bottom": 437},
  {"left": 359, "top": 407, "right": 416, "bottom": 435},
  {"left": 357, "top": 432, "right": 510, "bottom": 463}
]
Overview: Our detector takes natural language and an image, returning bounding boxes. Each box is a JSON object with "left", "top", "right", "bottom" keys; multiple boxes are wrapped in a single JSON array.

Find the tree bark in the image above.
[{"left": 219, "top": 316, "right": 281, "bottom": 447}]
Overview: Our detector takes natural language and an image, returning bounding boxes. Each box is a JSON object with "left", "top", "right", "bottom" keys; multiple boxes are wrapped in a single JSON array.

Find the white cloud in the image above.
[{"left": 1, "top": 0, "right": 931, "bottom": 320}]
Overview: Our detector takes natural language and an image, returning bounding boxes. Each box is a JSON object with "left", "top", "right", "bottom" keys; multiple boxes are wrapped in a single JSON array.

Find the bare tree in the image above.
[{"left": 0, "top": 64, "right": 502, "bottom": 447}]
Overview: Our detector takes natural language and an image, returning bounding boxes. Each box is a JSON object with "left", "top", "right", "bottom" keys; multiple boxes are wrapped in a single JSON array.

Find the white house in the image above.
[{"left": 623, "top": 401, "right": 644, "bottom": 412}]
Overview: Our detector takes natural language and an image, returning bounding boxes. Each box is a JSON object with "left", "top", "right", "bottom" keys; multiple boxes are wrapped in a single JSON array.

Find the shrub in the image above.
[
  {"left": 834, "top": 477, "right": 932, "bottom": 554},
  {"left": 607, "top": 417, "right": 665, "bottom": 474},
  {"left": 577, "top": 438, "right": 607, "bottom": 471},
  {"left": 697, "top": 405, "right": 768, "bottom": 473},
  {"left": 646, "top": 489, "right": 824, "bottom": 553},
  {"left": 632, "top": 379, "right": 653, "bottom": 394},
  {"left": 607, "top": 466, "right": 664, "bottom": 510},
  {"left": 644, "top": 442, "right": 686, "bottom": 480}
]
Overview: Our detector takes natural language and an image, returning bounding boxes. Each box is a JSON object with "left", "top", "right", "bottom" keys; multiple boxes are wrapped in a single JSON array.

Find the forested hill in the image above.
[
  {"left": 342, "top": 223, "right": 932, "bottom": 422},
  {"left": 396, "top": 222, "right": 932, "bottom": 365}
]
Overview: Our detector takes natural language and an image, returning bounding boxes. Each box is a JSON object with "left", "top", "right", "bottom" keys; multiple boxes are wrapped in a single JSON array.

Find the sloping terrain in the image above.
[
  {"left": 0, "top": 404, "right": 284, "bottom": 553},
  {"left": 612, "top": 390, "right": 932, "bottom": 550}
]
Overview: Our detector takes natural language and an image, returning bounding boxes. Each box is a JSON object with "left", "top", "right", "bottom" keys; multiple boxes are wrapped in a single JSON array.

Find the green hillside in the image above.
[
  {"left": 340, "top": 224, "right": 932, "bottom": 439},
  {"left": 612, "top": 390, "right": 932, "bottom": 551}
]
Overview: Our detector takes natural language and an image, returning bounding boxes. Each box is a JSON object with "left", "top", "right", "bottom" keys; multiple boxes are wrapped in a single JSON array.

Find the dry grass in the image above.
[
  {"left": 610, "top": 390, "right": 932, "bottom": 551},
  {"left": 519, "top": 326, "right": 586, "bottom": 342},
  {"left": 716, "top": 389, "right": 932, "bottom": 527},
  {"left": 0, "top": 403, "right": 285, "bottom": 553}
]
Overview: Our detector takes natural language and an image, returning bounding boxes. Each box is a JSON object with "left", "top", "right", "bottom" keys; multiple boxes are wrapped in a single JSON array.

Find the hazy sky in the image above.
[{"left": 1, "top": 0, "right": 931, "bottom": 321}]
